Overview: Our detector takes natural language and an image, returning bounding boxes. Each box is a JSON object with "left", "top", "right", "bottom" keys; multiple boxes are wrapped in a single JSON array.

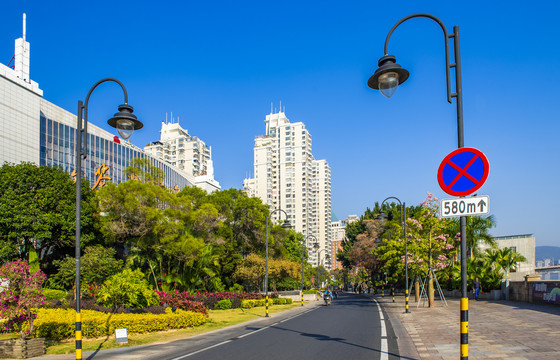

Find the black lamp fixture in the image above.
[
  {"left": 367, "top": 55, "right": 409, "bottom": 98},
  {"left": 107, "top": 104, "right": 143, "bottom": 139}
]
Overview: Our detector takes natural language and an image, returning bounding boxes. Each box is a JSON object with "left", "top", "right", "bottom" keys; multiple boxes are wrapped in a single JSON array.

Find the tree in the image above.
[
  {"left": 0, "top": 163, "right": 98, "bottom": 271},
  {"left": 0, "top": 260, "right": 46, "bottom": 339},
  {"left": 125, "top": 158, "right": 165, "bottom": 185},
  {"left": 449, "top": 215, "right": 496, "bottom": 257},
  {"left": 233, "top": 253, "right": 265, "bottom": 291},
  {"left": 49, "top": 245, "right": 123, "bottom": 290}
]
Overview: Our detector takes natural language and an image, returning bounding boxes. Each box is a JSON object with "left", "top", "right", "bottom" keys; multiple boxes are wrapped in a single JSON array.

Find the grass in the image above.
[
  {"left": 45, "top": 303, "right": 303, "bottom": 355},
  {"left": 0, "top": 333, "right": 18, "bottom": 340}
]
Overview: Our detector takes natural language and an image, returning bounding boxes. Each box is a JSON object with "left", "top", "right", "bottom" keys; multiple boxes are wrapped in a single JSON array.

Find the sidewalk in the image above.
[{"left": 376, "top": 293, "right": 560, "bottom": 359}]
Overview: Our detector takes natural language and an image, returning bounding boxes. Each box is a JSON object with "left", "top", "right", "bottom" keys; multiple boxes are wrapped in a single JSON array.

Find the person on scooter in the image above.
[{"left": 323, "top": 288, "right": 333, "bottom": 304}]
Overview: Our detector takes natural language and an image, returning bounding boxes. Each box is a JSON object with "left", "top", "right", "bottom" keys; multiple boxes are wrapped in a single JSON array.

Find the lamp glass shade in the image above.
[
  {"left": 378, "top": 72, "right": 400, "bottom": 98},
  {"left": 377, "top": 211, "right": 388, "bottom": 225},
  {"left": 116, "top": 119, "right": 135, "bottom": 139},
  {"left": 282, "top": 220, "right": 291, "bottom": 229}
]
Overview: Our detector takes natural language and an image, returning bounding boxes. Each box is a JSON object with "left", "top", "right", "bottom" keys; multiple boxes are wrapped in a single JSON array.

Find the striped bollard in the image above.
[{"left": 461, "top": 297, "right": 468, "bottom": 359}]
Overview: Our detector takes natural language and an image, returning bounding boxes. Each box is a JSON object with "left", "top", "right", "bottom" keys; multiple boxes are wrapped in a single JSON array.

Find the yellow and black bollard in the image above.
[
  {"left": 301, "top": 291, "right": 304, "bottom": 307},
  {"left": 405, "top": 288, "right": 409, "bottom": 313},
  {"left": 265, "top": 295, "right": 269, "bottom": 317},
  {"left": 461, "top": 297, "right": 468, "bottom": 359},
  {"left": 75, "top": 312, "right": 82, "bottom": 360},
  {"left": 392, "top": 287, "right": 395, "bottom": 303}
]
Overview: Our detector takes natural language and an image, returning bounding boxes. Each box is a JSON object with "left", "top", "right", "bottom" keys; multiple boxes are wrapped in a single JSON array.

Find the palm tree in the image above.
[
  {"left": 495, "top": 247, "right": 527, "bottom": 300},
  {"left": 451, "top": 215, "right": 496, "bottom": 257}
]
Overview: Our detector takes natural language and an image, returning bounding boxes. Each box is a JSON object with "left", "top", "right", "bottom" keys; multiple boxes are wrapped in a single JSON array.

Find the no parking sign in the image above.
[{"left": 437, "top": 147, "right": 489, "bottom": 197}]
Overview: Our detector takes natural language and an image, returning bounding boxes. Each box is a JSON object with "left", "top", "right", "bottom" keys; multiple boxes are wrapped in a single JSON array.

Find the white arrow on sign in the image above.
[{"left": 440, "top": 195, "right": 489, "bottom": 218}]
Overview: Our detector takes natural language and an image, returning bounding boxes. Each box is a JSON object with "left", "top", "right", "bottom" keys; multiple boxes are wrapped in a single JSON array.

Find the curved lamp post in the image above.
[
  {"left": 303, "top": 234, "right": 318, "bottom": 306},
  {"left": 265, "top": 209, "right": 291, "bottom": 317},
  {"left": 377, "top": 197, "right": 408, "bottom": 313},
  {"left": 75, "top": 78, "right": 142, "bottom": 360},
  {"left": 316, "top": 247, "right": 328, "bottom": 287},
  {"left": 368, "top": 13, "right": 468, "bottom": 359}
]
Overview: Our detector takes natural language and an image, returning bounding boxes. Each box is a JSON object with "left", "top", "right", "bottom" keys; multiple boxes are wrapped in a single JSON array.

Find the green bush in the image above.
[
  {"left": 32, "top": 308, "right": 206, "bottom": 340},
  {"left": 215, "top": 299, "right": 232, "bottom": 310},
  {"left": 42, "top": 289, "right": 68, "bottom": 301},
  {"left": 239, "top": 298, "right": 292, "bottom": 308},
  {"left": 228, "top": 284, "right": 243, "bottom": 293},
  {"left": 240, "top": 299, "right": 266, "bottom": 308},
  {"left": 97, "top": 269, "right": 159, "bottom": 309}
]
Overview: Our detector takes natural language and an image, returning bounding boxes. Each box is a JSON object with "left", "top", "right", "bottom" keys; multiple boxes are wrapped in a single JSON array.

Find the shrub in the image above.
[
  {"left": 228, "top": 284, "right": 243, "bottom": 293},
  {"left": 97, "top": 269, "right": 159, "bottom": 309},
  {"left": 0, "top": 260, "right": 46, "bottom": 339},
  {"left": 42, "top": 289, "right": 68, "bottom": 301},
  {"left": 32, "top": 308, "right": 206, "bottom": 340},
  {"left": 215, "top": 299, "right": 232, "bottom": 310}
]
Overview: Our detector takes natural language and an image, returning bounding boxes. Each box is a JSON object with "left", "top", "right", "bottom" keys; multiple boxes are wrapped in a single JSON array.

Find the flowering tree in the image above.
[
  {"left": 375, "top": 193, "right": 456, "bottom": 299},
  {"left": 0, "top": 260, "right": 46, "bottom": 338}
]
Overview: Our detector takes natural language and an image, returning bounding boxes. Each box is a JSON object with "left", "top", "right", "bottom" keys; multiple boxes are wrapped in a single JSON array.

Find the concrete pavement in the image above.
[{"left": 375, "top": 293, "right": 560, "bottom": 359}]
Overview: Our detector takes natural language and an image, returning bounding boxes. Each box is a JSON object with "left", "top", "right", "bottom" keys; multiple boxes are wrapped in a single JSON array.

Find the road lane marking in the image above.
[
  {"left": 373, "top": 299, "right": 388, "bottom": 360},
  {"left": 170, "top": 306, "right": 318, "bottom": 359},
  {"left": 169, "top": 340, "right": 232, "bottom": 360}
]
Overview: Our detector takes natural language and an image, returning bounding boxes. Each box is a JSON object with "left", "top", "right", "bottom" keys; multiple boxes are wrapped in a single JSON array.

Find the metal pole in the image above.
[
  {"left": 74, "top": 101, "right": 83, "bottom": 360},
  {"left": 301, "top": 238, "right": 305, "bottom": 306},
  {"left": 265, "top": 215, "right": 270, "bottom": 317},
  {"left": 403, "top": 202, "right": 409, "bottom": 313},
  {"left": 452, "top": 24, "right": 468, "bottom": 360}
]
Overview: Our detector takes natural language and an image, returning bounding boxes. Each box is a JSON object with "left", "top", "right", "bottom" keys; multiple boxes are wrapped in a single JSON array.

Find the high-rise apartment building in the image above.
[
  {"left": 144, "top": 120, "right": 220, "bottom": 193},
  {"left": 244, "top": 111, "right": 332, "bottom": 269}
]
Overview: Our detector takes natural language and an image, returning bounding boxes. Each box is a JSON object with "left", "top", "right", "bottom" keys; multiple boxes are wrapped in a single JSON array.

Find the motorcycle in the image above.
[{"left": 324, "top": 293, "right": 332, "bottom": 306}]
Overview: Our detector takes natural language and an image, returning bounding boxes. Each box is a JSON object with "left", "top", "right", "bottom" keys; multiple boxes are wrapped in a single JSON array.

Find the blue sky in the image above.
[{"left": 2, "top": 1, "right": 559, "bottom": 246}]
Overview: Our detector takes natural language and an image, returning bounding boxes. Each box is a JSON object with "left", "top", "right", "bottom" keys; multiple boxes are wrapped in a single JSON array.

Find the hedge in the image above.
[
  {"left": 240, "top": 298, "right": 292, "bottom": 308},
  {"left": 32, "top": 308, "right": 206, "bottom": 340}
]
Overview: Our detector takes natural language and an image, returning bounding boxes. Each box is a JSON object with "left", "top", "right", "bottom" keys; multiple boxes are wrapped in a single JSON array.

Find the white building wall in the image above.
[
  {"left": 479, "top": 234, "right": 536, "bottom": 281},
  {"left": 245, "top": 111, "right": 332, "bottom": 268}
]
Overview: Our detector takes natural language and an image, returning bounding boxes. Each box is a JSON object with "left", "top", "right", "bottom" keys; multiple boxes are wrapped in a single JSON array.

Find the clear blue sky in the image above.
[{"left": 2, "top": 1, "right": 559, "bottom": 246}]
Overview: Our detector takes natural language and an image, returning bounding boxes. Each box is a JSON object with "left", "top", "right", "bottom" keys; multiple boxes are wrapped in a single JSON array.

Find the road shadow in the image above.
[{"left": 270, "top": 322, "right": 415, "bottom": 360}]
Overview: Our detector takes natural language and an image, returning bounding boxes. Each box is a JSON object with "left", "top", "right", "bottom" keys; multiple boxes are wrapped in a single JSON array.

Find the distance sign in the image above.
[{"left": 440, "top": 195, "right": 489, "bottom": 218}]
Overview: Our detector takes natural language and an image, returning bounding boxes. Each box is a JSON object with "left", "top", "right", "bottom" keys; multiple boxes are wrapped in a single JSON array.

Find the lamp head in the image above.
[
  {"left": 367, "top": 55, "right": 409, "bottom": 98},
  {"left": 282, "top": 219, "right": 292, "bottom": 229},
  {"left": 314, "top": 242, "right": 320, "bottom": 250},
  {"left": 108, "top": 104, "right": 143, "bottom": 140},
  {"left": 376, "top": 211, "right": 388, "bottom": 225}
]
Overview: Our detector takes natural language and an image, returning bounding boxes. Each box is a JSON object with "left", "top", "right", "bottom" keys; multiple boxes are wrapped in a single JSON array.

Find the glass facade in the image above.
[{"left": 39, "top": 114, "right": 194, "bottom": 190}]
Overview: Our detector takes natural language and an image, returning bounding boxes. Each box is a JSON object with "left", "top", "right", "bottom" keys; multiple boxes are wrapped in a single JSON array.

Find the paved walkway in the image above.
[{"left": 375, "top": 293, "right": 560, "bottom": 359}]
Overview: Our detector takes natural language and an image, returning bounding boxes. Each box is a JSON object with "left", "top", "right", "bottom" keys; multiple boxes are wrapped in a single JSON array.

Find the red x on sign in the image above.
[{"left": 437, "top": 147, "right": 489, "bottom": 197}]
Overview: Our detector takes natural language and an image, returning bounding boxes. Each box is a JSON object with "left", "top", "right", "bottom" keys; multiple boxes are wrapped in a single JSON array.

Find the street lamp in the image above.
[
  {"left": 377, "top": 196, "right": 408, "bottom": 313},
  {"left": 265, "top": 209, "right": 291, "bottom": 317},
  {"left": 303, "top": 234, "right": 318, "bottom": 306},
  {"left": 316, "top": 248, "right": 327, "bottom": 287},
  {"left": 74, "top": 78, "right": 142, "bottom": 360},
  {"left": 368, "top": 13, "right": 468, "bottom": 359}
]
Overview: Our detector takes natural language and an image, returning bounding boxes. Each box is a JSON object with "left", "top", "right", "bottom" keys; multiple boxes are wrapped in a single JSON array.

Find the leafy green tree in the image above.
[
  {"left": 125, "top": 157, "right": 165, "bottom": 185},
  {"left": 0, "top": 163, "right": 98, "bottom": 271},
  {"left": 49, "top": 245, "right": 123, "bottom": 289},
  {"left": 233, "top": 253, "right": 265, "bottom": 291},
  {"left": 449, "top": 215, "right": 496, "bottom": 257}
]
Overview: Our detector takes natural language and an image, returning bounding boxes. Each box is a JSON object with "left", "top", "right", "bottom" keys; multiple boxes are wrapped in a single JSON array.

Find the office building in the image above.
[{"left": 0, "top": 15, "right": 213, "bottom": 192}]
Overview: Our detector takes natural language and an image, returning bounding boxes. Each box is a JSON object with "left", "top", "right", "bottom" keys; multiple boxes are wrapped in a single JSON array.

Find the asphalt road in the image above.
[{"left": 45, "top": 293, "right": 401, "bottom": 360}]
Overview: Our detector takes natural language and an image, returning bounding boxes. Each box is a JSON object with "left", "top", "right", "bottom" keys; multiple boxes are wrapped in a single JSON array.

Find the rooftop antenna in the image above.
[
  {"left": 270, "top": 102, "right": 273, "bottom": 114},
  {"left": 171, "top": 111, "right": 173, "bottom": 124},
  {"left": 279, "top": 100, "right": 282, "bottom": 113},
  {"left": 165, "top": 112, "right": 168, "bottom": 124},
  {"left": 23, "top": 13, "right": 26, "bottom": 42}
]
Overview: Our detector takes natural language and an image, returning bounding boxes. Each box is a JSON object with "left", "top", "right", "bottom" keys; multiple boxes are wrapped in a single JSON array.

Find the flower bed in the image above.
[{"left": 155, "top": 291, "right": 270, "bottom": 311}]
